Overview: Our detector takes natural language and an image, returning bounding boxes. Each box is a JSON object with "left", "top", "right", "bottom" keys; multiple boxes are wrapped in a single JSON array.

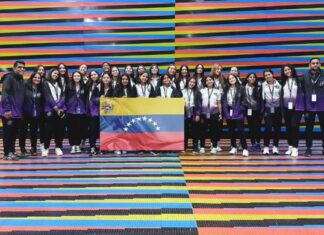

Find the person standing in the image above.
[
  {"left": 302, "top": 58, "right": 324, "bottom": 156},
  {"left": 1, "top": 61, "right": 26, "bottom": 160}
]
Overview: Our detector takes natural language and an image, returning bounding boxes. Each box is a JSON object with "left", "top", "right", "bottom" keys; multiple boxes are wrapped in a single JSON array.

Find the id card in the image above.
[
  {"left": 247, "top": 109, "right": 252, "bottom": 116},
  {"left": 312, "top": 94, "right": 317, "bottom": 102},
  {"left": 288, "top": 102, "right": 293, "bottom": 110},
  {"left": 270, "top": 107, "right": 275, "bottom": 114},
  {"left": 230, "top": 109, "right": 233, "bottom": 117},
  {"left": 76, "top": 107, "right": 81, "bottom": 114},
  {"left": 187, "top": 111, "right": 192, "bottom": 119},
  {"left": 33, "top": 109, "right": 37, "bottom": 117},
  {"left": 206, "top": 112, "right": 211, "bottom": 119}
]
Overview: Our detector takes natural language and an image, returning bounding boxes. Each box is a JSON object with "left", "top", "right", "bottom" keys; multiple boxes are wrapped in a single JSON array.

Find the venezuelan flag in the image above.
[{"left": 100, "top": 98, "right": 185, "bottom": 151}]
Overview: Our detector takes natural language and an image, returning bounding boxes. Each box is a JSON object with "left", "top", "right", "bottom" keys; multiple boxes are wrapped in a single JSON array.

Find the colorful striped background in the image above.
[{"left": 0, "top": 139, "right": 324, "bottom": 234}]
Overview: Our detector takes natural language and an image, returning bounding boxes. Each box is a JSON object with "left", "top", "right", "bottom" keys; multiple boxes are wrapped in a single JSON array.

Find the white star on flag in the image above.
[
  {"left": 136, "top": 117, "right": 141, "bottom": 121},
  {"left": 127, "top": 123, "right": 131, "bottom": 127},
  {"left": 153, "top": 122, "right": 157, "bottom": 126},
  {"left": 143, "top": 116, "right": 147, "bottom": 121},
  {"left": 123, "top": 127, "right": 128, "bottom": 132},
  {"left": 148, "top": 118, "right": 152, "bottom": 122},
  {"left": 156, "top": 126, "right": 160, "bottom": 131},
  {"left": 131, "top": 119, "right": 136, "bottom": 123}
]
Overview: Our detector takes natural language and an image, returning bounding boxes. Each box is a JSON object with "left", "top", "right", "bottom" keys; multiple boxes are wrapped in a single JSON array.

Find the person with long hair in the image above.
[
  {"left": 57, "top": 63, "right": 69, "bottom": 92},
  {"left": 194, "top": 64, "right": 205, "bottom": 90},
  {"left": 34, "top": 65, "right": 46, "bottom": 80},
  {"left": 182, "top": 77, "right": 201, "bottom": 153},
  {"left": 150, "top": 64, "right": 161, "bottom": 90},
  {"left": 244, "top": 73, "right": 262, "bottom": 152},
  {"left": 110, "top": 66, "right": 121, "bottom": 89},
  {"left": 42, "top": 68, "right": 66, "bottom": 157},
  {"left": 19, "top": 72, "right": 43, "bottom": 156},
  {"left": 199, "top": 76, "right": 222, "bottom": 154},
  {"left": 261, "top": 69, "right": 282, "bottom": 155},
  {"left": 114, "top": 74, "right": 137, "bottom": 97},
  {"left": 155, "top": 74, "right": 181, "bottom": 98},
  {"left": 281, "top": 64, "right": 303, "bottom": 157},
  {"left": 87, "top": 70, "right": 102, "bottom": 156},
  {"left": 79, "top": 64, "right": 89, "bottom": 85},
  {"left": 66, "top": 71, "right": 88, "bottom": 154},
  {"left": 99, "top": 72, "right": 114, "bottom": 97},
  {"left": 124, "top": 65, "right": 135, "bottom": 86},
  {"left": 223, "top": 74, "right": 248, "bottom": 157},
  {"left": 134, "top": 64, "right": 146, "bottom": 84},
  {"left": 166, "top": 64, "right": 177, "bottom": 88},
  {"left": 175, "top": 65, "right": 190, "bottom": 91},
  {"left": 229, "top": 66, "right": 242, "bottom": 84},
  {"left": 101, "top": 62, "right": 111, "bottom": 76},
  {"left": 135, "top": 72, "right": 155, "bottom": 97}
]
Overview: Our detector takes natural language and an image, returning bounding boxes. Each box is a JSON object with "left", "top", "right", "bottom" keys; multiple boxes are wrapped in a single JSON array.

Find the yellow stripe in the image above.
[
  {"left": 100, "top": 98, "right": 184, "bottom": 116},
  {"left": 195, "top": 214, "right": 324, "bottom": 221},
  {"left": 39, "top": 198, "right": 191, "bottom": 203}
]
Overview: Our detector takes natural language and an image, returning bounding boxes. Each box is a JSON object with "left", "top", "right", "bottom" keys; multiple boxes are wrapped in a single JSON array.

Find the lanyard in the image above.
[
  {"left": 163, "top": 87, "right": 169, "bottom": 98},
  {"left": 287, "top": 79, "right": 294, "bottom": 99},
  {"left": 214, "top": 79, "right": 220, "bottom": 89},
  {"left": 311, "top": 73, "right": 320, "bottom": 93},
  {"left": 207, "top": 88, "right": 214, "bottom": 109},
  {"left": 267, "top": 83, "right": 275, "bottom": 103},
  {"left": 246, "top": 85, "right": 253, "bottom": 97},
  {"left": 141, "top": 85, "right": 147, "bottom": 97},
  {"left": 50, "top": 82, "right": 59, "bottom": 101},
  {"left": 229, "top": 87, "right": 236, "bottom": 105},
  {"left": 124, "top": 88, "right": 128, "bottom": 97},
  {"left": 186, "top": 89, "right": 193, "bottom": 106}
]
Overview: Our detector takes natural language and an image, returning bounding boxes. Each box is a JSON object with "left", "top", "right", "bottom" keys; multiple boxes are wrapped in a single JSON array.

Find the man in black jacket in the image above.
[{"left": 1, "top": 61, "right": 26, "bottom": 160}]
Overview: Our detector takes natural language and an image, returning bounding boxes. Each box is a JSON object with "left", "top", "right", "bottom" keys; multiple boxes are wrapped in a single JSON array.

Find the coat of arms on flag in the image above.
[{"left": 100, "top": 98, "right": 185, "bottom": 151}]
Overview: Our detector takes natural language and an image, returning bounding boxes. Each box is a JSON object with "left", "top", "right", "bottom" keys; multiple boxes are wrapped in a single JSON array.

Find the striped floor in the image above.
[{"left": 0, "top": 140, "right": 324, "bottom": 235}]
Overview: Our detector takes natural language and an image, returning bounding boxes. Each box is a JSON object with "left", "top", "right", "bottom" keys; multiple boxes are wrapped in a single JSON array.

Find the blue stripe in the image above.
[{"left": 100, "top": 115, "right": 184, "bottom": 133}]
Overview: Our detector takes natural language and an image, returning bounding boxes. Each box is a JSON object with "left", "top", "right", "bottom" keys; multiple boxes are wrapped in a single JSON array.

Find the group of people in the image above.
[{"left": 0, "top": 58, "right": 323, "bottom": 160}]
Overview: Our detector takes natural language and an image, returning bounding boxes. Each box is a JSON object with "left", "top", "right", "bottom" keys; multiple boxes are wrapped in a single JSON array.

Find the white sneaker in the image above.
[
  {"left": 199, "top": 148, "right": 205, "bottom": 154},
  {"left": 40, "top": 143, "right": 45, "bottom": 153},
  {"left": 210, "top": 147, "right": 217, "bottom": 154},
  {"left": 216, "top": 146, "right": 222, "bottom": 152},
  {"left": 272, "top": 146, "right": 279, "bottom": 155},
  {"left": 285, "top": 146, "right": 292, "bottom": 155},
  {"left": 70, "top": 146, "right": 76, "bottom": 154},
  {"left": 41, "top": 148, "right": 48, "bottom": 157},
  {"left": 75, "top": 146, "right": 82, "bottom": 153},
  {"left": 114, "top": 150, "right": 121, "bottom": 155},
  {"left": 229, "top": 147, "right": 237, "bottom": 155},
  {"left": 242, "top": 149, "right": 249, "bottom": 157},
  {"left": 291, "top": 147, "right": 298, "bottom": 157},
  {"left": 263, "top": 147, "right": 270, "bottom": 155},
  {"left": 55, "top": 148, "right": 63, "bottom": 156}
]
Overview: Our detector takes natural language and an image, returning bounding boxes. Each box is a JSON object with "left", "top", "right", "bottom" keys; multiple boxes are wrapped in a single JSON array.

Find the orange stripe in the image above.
[
  {"left": 198, "top": 228, "right": 324, "bottom": 235},
  {"left": 194, "top": 208, "right": 324, "bottom": 215}
]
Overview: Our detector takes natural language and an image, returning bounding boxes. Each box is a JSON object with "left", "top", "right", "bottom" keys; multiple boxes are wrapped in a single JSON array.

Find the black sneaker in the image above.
[
  {"left": 18, "top": 149, "right": 29, "bottom": 158},
  {"left": 89, "top": 147, "right": 96, "bottom": 157},
  {"left": 30, "top": 148, "right": 37, "bottom": 156},
  {"left": 304, "top": 148, "right": 312, "bottom": 157}
]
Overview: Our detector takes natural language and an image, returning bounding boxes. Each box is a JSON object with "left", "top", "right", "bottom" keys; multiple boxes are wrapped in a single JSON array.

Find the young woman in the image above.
[
  {"left": 57, "top": 63, "right": 69, "bottom": 92},
  {"left": 87, "top": 70, "right": 102, "bottom": 156},
  {"left": 281, "top": 64, "right": 303, "bottom": 157},
  {"left": 194, "top": 64, "right": 205, "bottom": 90},
  {"left": 229, "top": 66, "right": 242, "bottom": 84},
  {"left": 66, "top": 71, "right": 87, "bottom": 154},
  {"left": 101, "top": 62, "right": 111, "bottom": 75},
  {"left": 166, "top": 64, "right": 177, "bottom": 88},
  {"left": 135, "top": 72, "right": 155, "bottom": 97},
  {"left": 223, "top": 74, "right": 248, "bottom": 157},
  {"left": 42, "top": 68, "right": 66, "bottom": 157},
  {"left": 135, "top": 65, "right": 146, "bottom": 84},
  {"left": 155, "top": 74, "right": 181, "bottom": 98},
  {"left": 262, "top": 69, "right": 282, "bottom": 155},
  {"left": 114, "top": 74, "right": 137, "bottom": 97},
  {"left": 182, "top": 77, "right": 201, "bottom": 153},
  {"left": 79, "top": 64, "right": 89, "bottom": 85},
  {"left": 244, "top": 73, "right": 262, "bottom": 152},
  {"left": 210, "top": 64, "right": 225, "bottom": 152},
  {"left": 34, "top": 65, "right": 46, "bottom": 80},
  {"left": 19, "top": 72, "right": 43, "bottom": 156},
  {"left": 199, "top": 76, "right": 222, "bottom": 154},
  {"left": 99, "top": 72, "right": 114, "bottom": 97},
  {"left": 150, "top": 64, "right": 161, "bottom": 90},
  {"left": 110, "top": 66, "right": 120, "bottom": 89},
  {"left": 124, "top": 65, "right": 135, "bottom": 86},
  {"left": 175, "top": 65, "right": 190, "bottom": 91}
]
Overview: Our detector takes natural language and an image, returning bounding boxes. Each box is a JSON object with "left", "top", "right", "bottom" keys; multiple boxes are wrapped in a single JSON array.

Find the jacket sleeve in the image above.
[{"left": 1, "top": 74, "right": 13, "bottom": 112}]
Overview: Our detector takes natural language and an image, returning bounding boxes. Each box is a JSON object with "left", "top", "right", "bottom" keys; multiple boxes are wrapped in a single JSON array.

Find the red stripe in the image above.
[
  {"left": 176, "top": 2, "right": 321, "bottom": 8},
  {"left": 198, "top": 228, "right": 324, "bottom": 235},
  {"left": 0, "top": 227, "right": 125, "bottom": 232},
  {"left": 194, "top": 208, "right": 324, "bottom": 215},
  {"left": 190, "top": 194, "right": 324, "bottom": 200},
  {"left": 100, "top": 132, "right": 184, "bottom": 151}
]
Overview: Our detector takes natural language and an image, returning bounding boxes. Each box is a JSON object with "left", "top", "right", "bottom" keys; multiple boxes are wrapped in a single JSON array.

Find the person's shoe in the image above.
[
  {"left": 285, "top": 146, "right": 293, "bottom": 155},
  {"left": 18, "top": 149, "right": 28, "bottom": 158},
  {"left": 55, "top": 148, "right": 63, "bottom": 156},
  {"left": 89, "top": 147, "right": 96, "bottom": 157},
  {"left": 4, "top": 152, "right": 19, "bottom": 161},
  {"left": 40, "top": 143, "right": 45, "bottom": 153},
  {"left": 80, "top": 139, "right": 86, "bottom": 149},
  {"left": 237, "top": 144, "right": 243, "bottom": 151},
  {"left": 242, "top": 149, "right": 249, "bottom": 157},
  {"left": 215, "top": 146, "right": 222, "bottom": 152},
  {"left": 254, "top": 143, "right": 261, "bottom": 152},
  {"left": 70, "top": 146, "right": 76, "bottom": 154},
  {"left": 304, "top": 148, "right": 312, "bottom": 157},
  {"left": 263, "top": 147, "right": 270, "bottom": 155},
  {"left": 75, "top": 146, "right": 82, "bottom": 153},
  {"left": 248, "top": 145, "right": 256, "bottom": 152},
  {"left": 291, "top": 147, "right": 298, "bottom": 157},
  {"left": 30, "top": 148, "right": 37, "bottom": 156},
  {"left": 229, "top": 147, "right": 237, "bottom": 155},
  {"left": 122, "top": 151, "right": 127, "bottom": 154},
  {"left": 114, "top": 150, "right": 121, "bottom": 155},
  {"left": 272, "top": 146, "right": 279, "bottom": 155},
  {"left": 199, "top": 147, "right": 205, "bottom": 154},
  {"left": 41, "top": 148, "right": 49, "bottom": 157},
  {"left": 210, "top": 147, "right": 217, "bottom": 154}
]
